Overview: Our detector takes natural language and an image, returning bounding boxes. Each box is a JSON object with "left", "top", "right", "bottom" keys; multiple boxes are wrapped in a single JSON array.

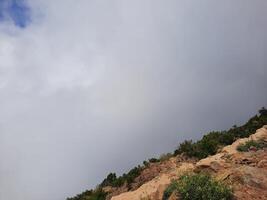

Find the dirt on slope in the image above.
[{"left": 110, "top": 125, "right": 267, "bottom": 200}]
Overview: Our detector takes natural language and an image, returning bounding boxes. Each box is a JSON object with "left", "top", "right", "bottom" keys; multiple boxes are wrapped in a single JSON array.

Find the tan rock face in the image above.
[{"left": 195, "top": 153, "right": 226, "bottom": 172}]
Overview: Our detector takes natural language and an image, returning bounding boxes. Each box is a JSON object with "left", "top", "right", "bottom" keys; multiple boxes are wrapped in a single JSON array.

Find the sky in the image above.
[
  {"left": 0, "top": 0, "right": 30, "bottom": 27},
  {"left": 0, "top": 0, "right": 267, "bottom": 199}
]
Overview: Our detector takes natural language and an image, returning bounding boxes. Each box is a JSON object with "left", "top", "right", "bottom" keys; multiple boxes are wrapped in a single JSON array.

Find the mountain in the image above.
[{"left": 67, "top": 107, "right": 267, "bottom": 200}]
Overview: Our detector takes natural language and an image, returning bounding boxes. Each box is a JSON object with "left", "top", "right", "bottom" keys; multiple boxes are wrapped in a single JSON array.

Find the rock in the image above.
[
  {"left": 249, "top": 146, "right": 257, "bottom": 151},
  {"left": 216, "top": 170, "right": 233, "bottom": 181},
  {"left": 229, "top": 166, "right": 267, "bottom": 189},
  {"left": 250, "top": 127, "right": 267, "bottom": 142},
  {"left": 257, "top": 159, "right": 267, "bottom": 168},
  {"left": 195, "top": 153, "right": 228, "bottom": 172}
]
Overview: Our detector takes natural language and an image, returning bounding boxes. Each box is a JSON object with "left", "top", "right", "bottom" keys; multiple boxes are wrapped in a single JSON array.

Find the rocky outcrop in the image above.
[{"left": 110, "top": 126, "right": 267, "bottom": 200}]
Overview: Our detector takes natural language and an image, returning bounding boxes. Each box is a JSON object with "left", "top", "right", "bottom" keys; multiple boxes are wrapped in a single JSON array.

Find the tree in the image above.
[
  {"left": 101, "top": 173, "right": 117, "bottom": 186},
  {"left": 259, "top": 107, "right": 267, "bottom": 116}
]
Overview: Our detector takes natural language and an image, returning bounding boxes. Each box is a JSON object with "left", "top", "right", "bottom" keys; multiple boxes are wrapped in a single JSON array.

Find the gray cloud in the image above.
[{"left": 0, "top": 0, "right": 267, "bottom": 199}]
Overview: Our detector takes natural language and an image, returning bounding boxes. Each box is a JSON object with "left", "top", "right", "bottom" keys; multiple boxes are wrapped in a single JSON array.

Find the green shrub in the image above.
[
  {"left": 125, "top": 166, "right": 142, "bottom": 186},
  {"left": 259, "top": 107, "right": 267, "bottom": 116},
  {"left": 88, "top": 189, "right": 107, "bottom": 200},
  {"left": 148, "top": 158, "right": 160, "bottom": 163},
  {"left": 237, "top": 140, "right": 267, "bottom": 152},
  {"left": 162, "top": 181, "right": 179, "bottom": 200},
  {"left": 143, "top": 160, "right": 149, "bottom": 167},
  {"left": 101, "top": 173, "right": 117, "bottom": 187},
  {"left": 66, "top": 189, "right": 106, "bottom": 200},
  {"left": 163, "top": 174, "right": 233, "bottom": 200},
  {"left": 174, "top": 140, "right": 195, "bottom": 156}
]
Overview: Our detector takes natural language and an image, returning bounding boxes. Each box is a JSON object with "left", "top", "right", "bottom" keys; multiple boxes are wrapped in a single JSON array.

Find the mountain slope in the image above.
[
  {"left": 111, "top": 125, "right": 267, "bottom": 200},
  {"left": 67, "top": 108, "right": 267, "bottom": 200}
]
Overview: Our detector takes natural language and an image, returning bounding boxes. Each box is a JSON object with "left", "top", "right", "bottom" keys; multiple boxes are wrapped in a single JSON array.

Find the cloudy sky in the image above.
[{"left": 0, "top": 0, "right": 267, "bottom": 199}]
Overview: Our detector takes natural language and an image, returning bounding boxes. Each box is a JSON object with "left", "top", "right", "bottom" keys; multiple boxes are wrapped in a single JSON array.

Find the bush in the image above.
[
  {"left": 148, "top": 158, "right": 160, "bottom": 163},
  {"left": 99, "top": 165, "right": 143, "bottom": 188},
  {"left": 259, "top": 107, "right": 267, "bottom": 116},
  {"left": 162, "top": 181, "right": 178, "bottom": 200},
  {"left": 125, "top": 166, "right": 142, "bottom": 186},
  {"left": 163, "top": 174, "right": 233, "bottom": 200},
  {"left": 174, "top": 135, "right": 220, "bottom": 159},
  {"left": 174, "top": 140, "right": 195, "bottom": 156},
  {"left": 237, "top": 140, "right": 267, "bottom": 152},
  {"left": 66, "top": 189, "right": 106, "bottom": 200},
  {"left": 143, "top": 160, "right": 149, "bottom": 167},
  {"left": 88, "top": 189, "right": 107, "bottom": 200},
  {"left": 101, "top": 173, "right": 117, "bottom": 187}
]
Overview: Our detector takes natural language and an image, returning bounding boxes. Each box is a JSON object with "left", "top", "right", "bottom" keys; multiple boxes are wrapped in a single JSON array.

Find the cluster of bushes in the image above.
[
  {"left": 174, "top": 108, "right": 267, "bottom": 159},
  {"left": 142, "top": 153, "right": 172, "bottom": 166},
  {"left": 237, "top": 140, "right": 267, "bottom": 152},
  {"left": 148, "top": 158, "right": 160, "bottom": 163},
  {"left": 163, "top": 174, "right": 233, "bottom": 200},
  {"left": 66, "top": 189, "right": 106, "bottom": 200},
  {"left": 100, "top": 166, "right": 143, "bottom": 188}
]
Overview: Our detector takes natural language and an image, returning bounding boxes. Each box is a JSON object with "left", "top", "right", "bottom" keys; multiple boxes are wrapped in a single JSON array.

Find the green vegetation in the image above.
[
  {"left": 259, "top": 106, "right": 267, "bottom": 116},
  {"left": 143, "top": 160, "right": 149, "bottom": 167},
  {"left": 66, "top": 107, "right": 267, "bottom": 200},
  {"left": 67, "top": 166, "right": 143, "bottom": 200},
  {"left": 148, "top": 158, "right": 160, "bottom": 163},
  {"left": 66, "top": 189, "right": 106, "bottom": 200},
  {"left": 174, "top": 108, "right": 267, "bottom": 159},
  {"left": 100, "top": 166, "right": 143, "bottom": 188},
  {"left": 237, "top": 140, "right": 267, "bottom": 152},
  {"left": 162, "top": 180, "right": 179, "bottom": 200},
  {"left": 142, "top": 157, "right": 160, "bottom": 167},
  {"left": 163, "top": 174, "right": 233, "bottom": 200}
]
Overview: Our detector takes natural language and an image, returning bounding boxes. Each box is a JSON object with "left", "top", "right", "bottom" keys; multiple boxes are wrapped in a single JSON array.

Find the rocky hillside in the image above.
[
  {"left": 67, "top": 108, "right": 267, "bottom": 200},
  {"left": 110, "top": 125, "right": 267, "bottom": 200}
]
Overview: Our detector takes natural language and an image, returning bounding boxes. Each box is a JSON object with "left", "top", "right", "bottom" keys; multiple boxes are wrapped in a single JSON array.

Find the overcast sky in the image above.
[{"left": 0, "top": 0, "right": 267, "bottom": 199}]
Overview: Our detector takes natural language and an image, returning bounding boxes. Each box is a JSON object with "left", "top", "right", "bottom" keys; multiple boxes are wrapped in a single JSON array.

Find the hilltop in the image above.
[{"left": 67, "top": 107, "right": 267, "bottom": 200}]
